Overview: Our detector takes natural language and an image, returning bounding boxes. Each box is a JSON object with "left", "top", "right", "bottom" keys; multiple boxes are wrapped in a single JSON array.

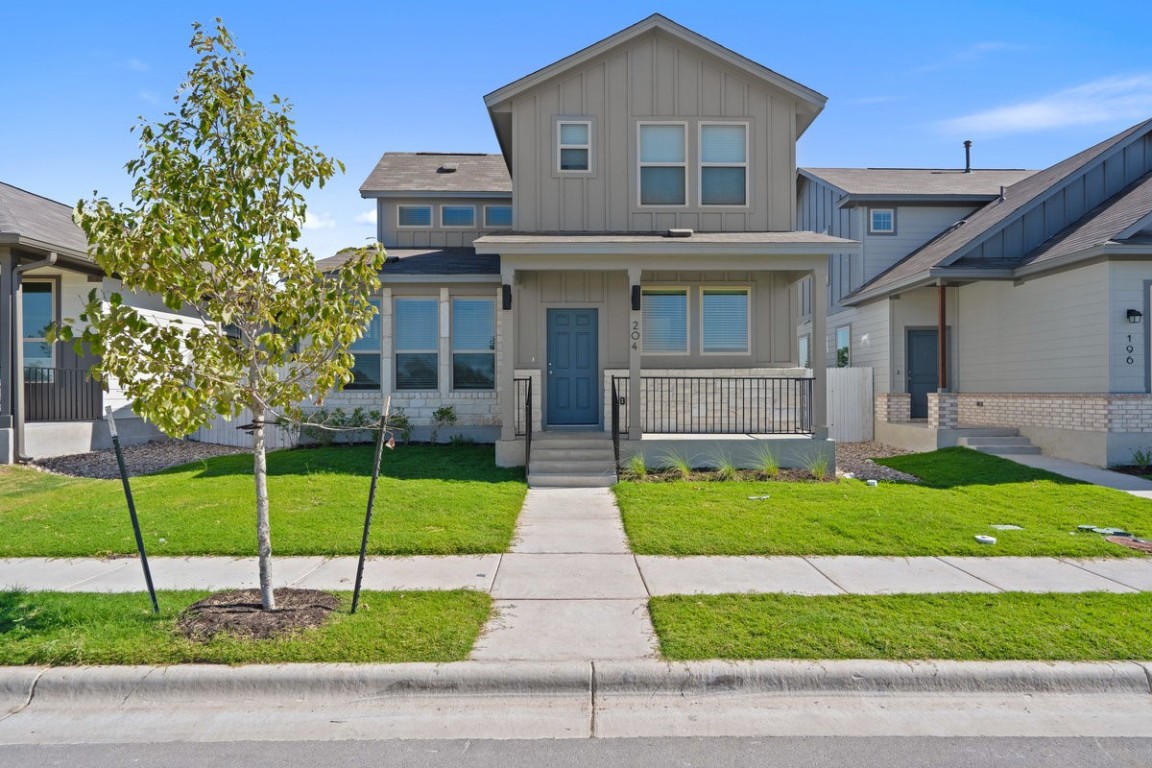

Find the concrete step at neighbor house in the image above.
[
  {"left": 528, "top": 432, "right": 618, "bottom": 488},
  {"left": 957, "top": 430, "right": 1043, "bottom": 456}
]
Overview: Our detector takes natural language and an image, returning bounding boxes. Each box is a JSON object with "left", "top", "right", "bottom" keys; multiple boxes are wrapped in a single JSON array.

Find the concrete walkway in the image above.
[{"left": 1007, "top": 452, "right": 1152, "bottom": 498}]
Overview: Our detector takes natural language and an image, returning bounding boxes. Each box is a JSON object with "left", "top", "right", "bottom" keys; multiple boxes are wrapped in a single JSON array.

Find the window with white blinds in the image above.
[
  {"left": 441, "top": 206, "right": 475, "bottom": 227},
  {"left": 397, "top": 205, "right": 431, "bottom": 227},
  {"left": 641, "top": 288, "right": 688, "bottom": 353},
  {"left": 395, "top": 297, "right": 439, "bottom": 390},
  {"left": 451, "top": 298, "right": 495, "bottom": 390},
  {"left": 348, "top": 297, "right": 382, "bottom": 390},
  {"left": 701, "top": 288, "right": 749, "bottom": 353}
]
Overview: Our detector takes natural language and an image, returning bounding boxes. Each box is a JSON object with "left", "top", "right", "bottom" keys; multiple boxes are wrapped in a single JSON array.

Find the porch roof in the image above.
[
  {"left": 317, "top": 247, "right": 500, "bottom": 278},
  {"left": 0, "top": 181, "right": 96, "bottom": 269},
  {"left": 474, "top": 230, "right": 856, "bottom": 257}
]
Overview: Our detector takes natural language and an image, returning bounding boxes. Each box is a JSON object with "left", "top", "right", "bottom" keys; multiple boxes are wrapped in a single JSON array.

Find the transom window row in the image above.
[{"left": 397, "top": 204, "right": 513, "bottom": 229}]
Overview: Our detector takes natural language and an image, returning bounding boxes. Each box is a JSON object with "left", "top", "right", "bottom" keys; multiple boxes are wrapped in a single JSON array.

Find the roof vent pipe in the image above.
[
  {"left": 999, "top": 185, "right": 1006, "bottom": 202},
  {"left": 963, "top": 140, "right": 972, "bottom": 173}
]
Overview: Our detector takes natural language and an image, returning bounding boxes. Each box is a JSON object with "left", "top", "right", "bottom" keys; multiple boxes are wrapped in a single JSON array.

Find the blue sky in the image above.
[{"left": 3, "top": 0, "right": 1150, "bottom": 258}]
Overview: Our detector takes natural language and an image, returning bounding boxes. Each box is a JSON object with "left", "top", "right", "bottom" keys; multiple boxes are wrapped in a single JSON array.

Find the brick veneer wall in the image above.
[
  {"left": 955, "top": 393, "right": 1152, "bottom": 434},
  {"left": 928, "top": 392, "right": 958, "bottom": 429},
  {"left": 875, "top": 393, "right": 911, "bottom": 423}
]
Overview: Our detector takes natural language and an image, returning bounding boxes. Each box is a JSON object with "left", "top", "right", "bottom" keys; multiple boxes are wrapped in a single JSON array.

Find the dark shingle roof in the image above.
[
  {"left": 0, "top": 181, "right": 89, "bottom": 256},
  {"left": 360, "top": 153, "right": 512, "bottom": 197},
  {"left": 317, "top": 247, "right": 499, "bottom": 276},
  {"left": 852, "top": 117, "right": 1152, "bottom": 300},
  {"left": 800, "top": 167, "right": 1036, "bottom": 198}
]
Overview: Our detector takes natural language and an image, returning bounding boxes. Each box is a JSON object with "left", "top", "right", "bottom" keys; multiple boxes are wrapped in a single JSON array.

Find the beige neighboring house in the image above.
[
  {"left": 799, "top": 117, "right": 1152, "bottom": 467},
  {"left": 318, "top": 14, "right": 855, "bottom": 484},
  {"left": 0, "top": 182, "right": 178, "bottom": 463}
]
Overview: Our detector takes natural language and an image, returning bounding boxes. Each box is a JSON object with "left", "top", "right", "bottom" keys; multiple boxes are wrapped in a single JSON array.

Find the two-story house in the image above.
[
  {"left": 799, "top": 117, "right": 1152, "bottom": 467},
  {"left": 318, "top": 14, "right": 854, "bottom": 484}
]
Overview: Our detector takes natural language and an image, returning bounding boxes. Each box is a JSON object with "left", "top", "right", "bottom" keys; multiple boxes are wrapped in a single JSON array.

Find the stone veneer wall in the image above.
[{"left": 956, "top": 393, "right": 1152, "bottom": 434}]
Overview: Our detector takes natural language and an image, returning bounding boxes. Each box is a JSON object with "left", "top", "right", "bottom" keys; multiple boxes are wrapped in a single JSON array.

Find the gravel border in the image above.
[
  {"left": 33, "top": 440, "right": 248, "bottom": 480},
  {"left": 835, "top": 441, "right": 920, "bottom": 483}
]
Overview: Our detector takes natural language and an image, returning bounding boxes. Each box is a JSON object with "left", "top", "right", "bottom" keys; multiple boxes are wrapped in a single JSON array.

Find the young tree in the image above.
[{"left": 67, "top": 21, "right": 383, "bottom": 610}]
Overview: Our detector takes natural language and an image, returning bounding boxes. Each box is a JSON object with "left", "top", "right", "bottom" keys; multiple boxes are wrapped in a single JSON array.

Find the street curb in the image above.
[{"left": 3, "top": 660, "right": 1151, "bottom": 708}]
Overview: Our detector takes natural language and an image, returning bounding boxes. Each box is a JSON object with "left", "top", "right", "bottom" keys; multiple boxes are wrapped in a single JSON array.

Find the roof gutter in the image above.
[
  {"left": 836, "top": 193, "right": 1001, "bottom": 209},
  {"left": 11, "top": 252, "right": 58, "bottom": 462},
  {"left": 359, "top": 190, "right": 512, "bottom": 200}
]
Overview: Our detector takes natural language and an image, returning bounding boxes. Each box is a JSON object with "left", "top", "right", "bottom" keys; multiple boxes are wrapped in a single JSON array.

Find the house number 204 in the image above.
[
  {"left": 631, "top": 320, "right": 641, "bottom": 350},
  {"left": 1126, "top": 334, "right": 1135, "bottom": 365}
]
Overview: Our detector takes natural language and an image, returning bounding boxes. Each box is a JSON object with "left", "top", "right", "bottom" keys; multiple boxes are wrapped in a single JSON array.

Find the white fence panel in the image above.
[
  {"left": 827, "top": 367, "right": 873, "bottom": 442},
  {"left": 188, "top": 409, "right": 298, "bottom": 451}
]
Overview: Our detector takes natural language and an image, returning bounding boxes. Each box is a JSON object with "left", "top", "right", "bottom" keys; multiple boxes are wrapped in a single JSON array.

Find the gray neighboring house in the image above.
[
  {"left": 319, "top": 14, "right": 856, "bottom": 484},
  {"left": 0, "top": 182, "right": 166, "bottom": 463},
  {"left": 800, "top": 117, "right": 1152, "bottom": 467}
]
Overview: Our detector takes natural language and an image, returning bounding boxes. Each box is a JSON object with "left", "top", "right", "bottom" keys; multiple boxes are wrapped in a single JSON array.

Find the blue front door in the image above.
[{"left": 546, "top": 308, "right": 598, "bottom": 425}]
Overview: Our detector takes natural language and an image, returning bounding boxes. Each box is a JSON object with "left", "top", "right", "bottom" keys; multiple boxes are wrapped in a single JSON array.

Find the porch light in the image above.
[
  {"left": 1127, "top": 309, "right": 1143, "bottom": 324},
  {"left": 631, "top": 285, "right": 641, "bottom": 311},
  {"left": 502, "top": 284, "right": 513, "bottom": 311}
]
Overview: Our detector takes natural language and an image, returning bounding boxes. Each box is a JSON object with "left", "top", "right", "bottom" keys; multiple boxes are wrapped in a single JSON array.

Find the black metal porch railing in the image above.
[
  {"left": 513, "top": 376, "right": 532, "bottom": 467},
  {"left": 24, "top": 367, "right": 104, "bottom": 422},
  {"left": 610, "top": 376, "right": 627, "bottom": 467},
  {"left": 634, "top": 376, "right": 813, "bottom": 435}
]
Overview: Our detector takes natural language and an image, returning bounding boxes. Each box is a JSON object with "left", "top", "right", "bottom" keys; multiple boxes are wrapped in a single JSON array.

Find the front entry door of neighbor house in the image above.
[
  {"left": 907, "top": 329, "right": 939, "bottom": 419},
  {"left": 546, "top": 308, "right": 598, "bottom": 425}
]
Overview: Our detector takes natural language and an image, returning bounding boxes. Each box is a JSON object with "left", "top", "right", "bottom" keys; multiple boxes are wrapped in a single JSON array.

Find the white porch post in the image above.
[
  {"left": 628, "top": 266, "right": 643, "bottom": 440},
  {"left": 499, "top": 268, "right": 516, "bottom": 442},
  {"left": 811, "top": 263, "right": 829, "bottom": 439}
]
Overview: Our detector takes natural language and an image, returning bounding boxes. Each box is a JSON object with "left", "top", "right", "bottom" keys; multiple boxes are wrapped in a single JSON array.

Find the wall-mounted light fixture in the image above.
[
  {"left": 1127, "top": 308, "right": 1143, "bottom": 324},
  {"left": 631, "top": 285, "right": 641, "bottom": 311},
  {"left": 502, "top": 284, "right": 513, "bottom": 311}
]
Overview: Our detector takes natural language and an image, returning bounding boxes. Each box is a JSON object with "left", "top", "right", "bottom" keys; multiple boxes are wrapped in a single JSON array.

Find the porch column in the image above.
[
  {"left": 0, "top": 248, "right": 14, "bottom": 463},
  {"left": 499, "top": 267, "right": 516, "bottom": 442},
  {"left": 628, "top": 266, "right": 643, "bottom": 440},
  {"left": 811, "top": 263, "right": 829, "bottom": 439}
]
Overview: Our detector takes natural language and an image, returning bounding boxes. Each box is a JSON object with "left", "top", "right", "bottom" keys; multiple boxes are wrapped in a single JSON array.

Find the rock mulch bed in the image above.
[
  {"left": 33, "top": 440, "right": 248, "bottom": 480},
  {"left": 836, "top": 441, "right": 920, "bottom": 483}
]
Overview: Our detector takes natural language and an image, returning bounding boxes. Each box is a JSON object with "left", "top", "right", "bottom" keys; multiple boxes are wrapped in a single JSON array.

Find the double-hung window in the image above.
[
  {"left": 395, "top": 298, "right": 439, "bottom": 390},
  {"left": 347, "top": 297, "right": 382, "bottom": 390},
  {"left": 641, "top": 288, "right": 688, "bottom": 354},
  {"left": 700, "top": 123, "right": 747, "bottom": 206},
  {"left": 451, "top": 298, "right": 496, "bottom": 390},
  {"left": 701, "top": 287, "right": 749, "bottom": 354},
  {"left": 558, "top": 121, "right": 591, "bottom": 172},
  {"left": 397, "top": 205, "right": 431, "bottom": 227},
  {"left": 22, "top": 280, "right": 54, "bottom": 371},
  {"left": 638, "top": 123, "right": 686, "bottom": 206},
  {"left": 441, "top": 205, "right": 475, "bottom": 228}
]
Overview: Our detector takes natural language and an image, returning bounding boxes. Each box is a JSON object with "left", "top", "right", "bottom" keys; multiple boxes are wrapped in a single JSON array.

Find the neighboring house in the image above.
[
  {"left": 799, "top": 117, "right": 1152, "bottom": 467},
  {"left": 318, "top": 14, "right": 855, "bottom": 482},
  {"left": 0, "top": 182, "right": 171, "bottom": 463}
]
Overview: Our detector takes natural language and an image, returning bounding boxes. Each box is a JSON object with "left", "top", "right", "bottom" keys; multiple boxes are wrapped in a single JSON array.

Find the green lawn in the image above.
[
  {"left": 616, "top": 447, "right": 1152, "bottom": 557},
  {"left": 651, "top": 592, "right": 1152, "bottom": 661},
  {"left": 0, "top": 445, "right": 525, "bottom": 557},
  {"left": 0, "top": 589, "right": 490, "bottom": 665}
]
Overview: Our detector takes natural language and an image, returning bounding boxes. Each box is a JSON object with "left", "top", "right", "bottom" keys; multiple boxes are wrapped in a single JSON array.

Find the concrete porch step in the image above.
[
  {"left": 530, "top": 458, "right": 617, "bottom": 473},
  {"left": 953, "top": 426, "right": 1022, "bottom": 438},
  {"left": 527, "top": 472, "right": 618, "bottom": 488},
  {"left": 958, "top": 432, "right": 1043, "bottom": 456},
  {"left": 527, "top": 433, "right": 618, "bottom": 488}
]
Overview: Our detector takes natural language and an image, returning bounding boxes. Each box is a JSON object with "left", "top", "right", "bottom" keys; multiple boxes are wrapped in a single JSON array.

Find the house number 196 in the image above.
[
  {"left": 1126, "top": 334, "right": 1135, "bottom": 365},
  {"left": 631, "top": 320, "right": 641, "bottom": 350}
]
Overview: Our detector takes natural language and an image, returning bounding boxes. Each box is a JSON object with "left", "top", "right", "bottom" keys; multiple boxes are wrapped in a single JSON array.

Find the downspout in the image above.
[
  {"left": 12, "top": 252, "right": 58, "bottom": 462},
  {"left": 937, "top": 281, "right": 948, "bottom": 391}
]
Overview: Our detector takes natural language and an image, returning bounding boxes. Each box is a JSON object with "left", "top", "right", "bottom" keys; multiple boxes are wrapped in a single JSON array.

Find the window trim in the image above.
[
  {"left": 835, "top": 325, "right": 852, "bottom": 368},
  {"left": 637, "top": 121, "right": 689, "bottom": 208},
  {"left": 346, "top": 296, "right": 383, "bottom": 391},
  {"left": 640, "top": 286, "right": 690, "bottom": 356},
  {"left": 21, "top": 278, "right": 57, "bottom": 372},
  {"left": 394, "top": 296, "right": 440, "bottom": 391},
  {"left": 869, "top": 208, "right": 896, "bottom": 235},
  {"left": 483, "top": 204, "right": 513, "bottom": 229},
  {"left": 440, "top": 205, "right": 476, "bottom": 229},
  {"left": 450, "top": 297, "right": 496, "bottom": 392},
  {"left": 698, "top": 121, "right": 749, "bottom": 208},
  {"left": 396, "top": 205, "right": 432, "bottom": 229},
  {"left": 699, "top": 285, "right": 751, "bottom": 355},
  {"left": 556, "top": 119, "right": 593, "bottom": 174}
]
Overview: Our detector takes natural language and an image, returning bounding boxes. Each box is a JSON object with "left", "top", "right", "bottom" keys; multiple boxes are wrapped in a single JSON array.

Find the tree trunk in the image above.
[{"left": 252, "top": 402, "right": 276, "bottom": 611}]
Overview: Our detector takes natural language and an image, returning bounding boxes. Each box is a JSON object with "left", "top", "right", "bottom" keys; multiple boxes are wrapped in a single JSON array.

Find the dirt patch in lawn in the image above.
[{"left": 176, "top": 588, "right": 339, "bottom": 641}]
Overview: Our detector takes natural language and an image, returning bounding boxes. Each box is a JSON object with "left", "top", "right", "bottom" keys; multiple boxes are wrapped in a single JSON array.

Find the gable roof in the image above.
[
  {"left": 0, "top": 181, "right": 89, "bottom": 258},
  {"left": 800, "top": 167, "right": 1036, "bottom": 205},
  {"left": 316, "top": 247, "right": 499, "bottom": 279},
  {"left": 360, "top": 153, "right": 512, "bottom": 198},
  {"left": 846, "top": 117, "right": 1152, "bottom": 304}
]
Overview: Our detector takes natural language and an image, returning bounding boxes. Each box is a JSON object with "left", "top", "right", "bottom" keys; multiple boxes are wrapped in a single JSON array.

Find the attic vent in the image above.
[
  {"left": 666, "top": 228, "right": 694, "bottom": 238},
  {"left": 437, "top": 163, "right": 459, "bottom": 173}
]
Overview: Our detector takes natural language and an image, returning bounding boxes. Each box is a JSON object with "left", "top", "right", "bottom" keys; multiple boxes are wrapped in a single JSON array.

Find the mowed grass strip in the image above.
[
  {"left": 0, "top": 589, "right": 490, "bottom": 665},
  {"left": 0, "top": 445, "right": 525, "bottom": 557},
  {"left": 616, "top": 447, "right": 1152, "bottom": 557},
  {"left": 651, "top": 592, "right": 1152, "bottom": 661}
]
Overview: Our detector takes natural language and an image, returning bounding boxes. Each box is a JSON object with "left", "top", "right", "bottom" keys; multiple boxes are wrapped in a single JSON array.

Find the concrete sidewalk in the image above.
[{"left": 1007, "top": 452, "right": 1152, "bottom": 498}]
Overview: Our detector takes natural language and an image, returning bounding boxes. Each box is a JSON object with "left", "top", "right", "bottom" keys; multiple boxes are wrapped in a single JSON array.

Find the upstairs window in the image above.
[
  {"left": 700, "top": 124, "right": 747, "bottom": 206},
  {"left": 347, "top": 298, "right": 382, "bottom": 390},
  {"left": 869, "top": 208, "right": 895, "bottom": 234},
  {"left": 639, "top": 123, "right": 686, "bottom": 206},
  {"left": 558, "top": 121, "right": 591, "bottom": 172},
  {"left": 397, "top": 205, "right": 431, "bottom": 227},
  {"left": 451, "top": 298, "right": 496, "bottom": 390},
  {"left": 441, "top": 206, "right": 475, "bottom": 228},
  {"left": 395, "top": 298, "right": 439, "bottom": 390},
  {"left": 701, "top": 287, "right": 749, "bottom": 354},
  {"left": 484, "top": 205, "right": 513, "bottom": 228},
  {"left": 641, "top": 288, "right": 688, "bottom": 354}
]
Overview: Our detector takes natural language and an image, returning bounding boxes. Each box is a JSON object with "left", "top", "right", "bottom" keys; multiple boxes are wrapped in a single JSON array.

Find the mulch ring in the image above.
[{"left": 176, "top": 588, "right": 340, "bottom": 642}]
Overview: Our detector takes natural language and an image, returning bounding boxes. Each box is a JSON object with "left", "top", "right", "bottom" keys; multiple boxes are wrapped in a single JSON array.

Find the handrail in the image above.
[
  {"left": 524, "top": 377, "right": 533, "bottom": 469},
  {"left": 610, "top": 377, "right": 621, "bottom": 468}
]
